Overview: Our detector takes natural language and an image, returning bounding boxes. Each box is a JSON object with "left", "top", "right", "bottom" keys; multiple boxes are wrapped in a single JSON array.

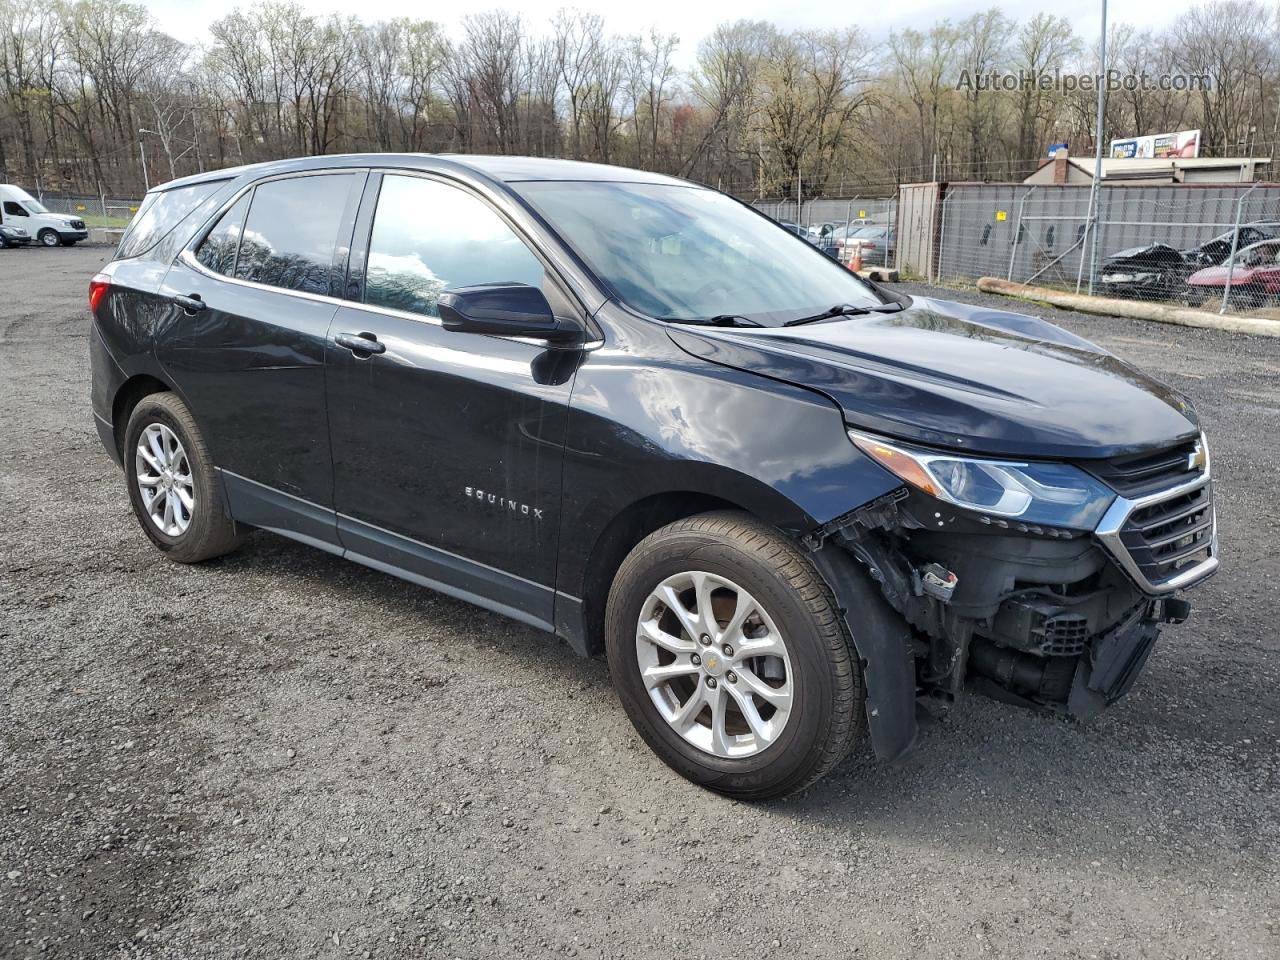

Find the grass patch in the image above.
[{"left": 81, "top": 214, "right": 132, "bottom": 229}]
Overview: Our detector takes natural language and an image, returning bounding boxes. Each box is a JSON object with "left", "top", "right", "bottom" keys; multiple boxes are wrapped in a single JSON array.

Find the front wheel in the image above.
[
  {"left": 605, "top": 512, "right": 864, "bottom": 800},
  {"left": 37, "top": 229, "right": 59, "bottom": 247}
]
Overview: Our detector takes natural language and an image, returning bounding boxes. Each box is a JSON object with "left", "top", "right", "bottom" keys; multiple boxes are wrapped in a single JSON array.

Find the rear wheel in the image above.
[
  {"left": 605, "top": 512, "right": 863, "bottom": 800},
  {"left": 123, "top": 392, "right": 244, "bottom": 563}
]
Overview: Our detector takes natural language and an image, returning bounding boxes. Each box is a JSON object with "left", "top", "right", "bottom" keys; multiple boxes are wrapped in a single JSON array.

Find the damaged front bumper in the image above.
[{"left": 811, "top": 444, "right": 1217, "bottom": 736}]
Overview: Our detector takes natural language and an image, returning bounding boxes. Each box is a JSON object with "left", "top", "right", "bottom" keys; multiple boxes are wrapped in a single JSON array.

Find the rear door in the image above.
[
  {"left": 157, "top": 171, "right": 364, "bottom": 544},
  {"left": 324, "top": 172, "right": 586, "bottom": 629}
]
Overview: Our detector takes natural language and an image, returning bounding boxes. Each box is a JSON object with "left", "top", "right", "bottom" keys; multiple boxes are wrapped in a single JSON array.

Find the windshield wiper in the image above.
[
  {"left": 783, "top": 302, "right": 905, "bottom": 326},
  {"left": 664, "top": 314, "right": 763, "bottom": 328}
]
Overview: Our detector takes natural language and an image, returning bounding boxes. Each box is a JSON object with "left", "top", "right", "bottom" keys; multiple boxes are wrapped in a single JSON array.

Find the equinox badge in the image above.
[{"left": 464, "top": 486, "right": 544, "bottom": 519}]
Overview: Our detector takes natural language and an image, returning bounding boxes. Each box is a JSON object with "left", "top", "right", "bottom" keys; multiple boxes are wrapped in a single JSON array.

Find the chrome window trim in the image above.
[
  {"left": 179, "top": 249, "right": 348, "bottom": 308},
  {"left": 179, "top": 168, "right": 367, "bottom": 305},
  {"left": 1093, "top": 453, "right": 1217, "bottom": 595},
  {"left": 176, "top": 163, "right": 602, "bottom": 347}
]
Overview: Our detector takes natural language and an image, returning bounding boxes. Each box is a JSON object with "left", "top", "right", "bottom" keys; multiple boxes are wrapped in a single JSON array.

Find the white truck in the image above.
[{"left": 0, "top": 184, "right": 89, "bottom": 246}]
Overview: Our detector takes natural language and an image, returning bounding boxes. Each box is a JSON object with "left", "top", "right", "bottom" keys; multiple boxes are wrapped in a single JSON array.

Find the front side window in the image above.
[
  {"left": 515, "top": 181, "right": 883, "bottom": 325},
  {"left": 194, "top": 193, "right": 251, "bottom": 276},
  {"left": 235, "top": 174, "right": 357, "bottom": 295},
  {"left": 364, "top": 175, "right": 545, "bottom": 319},
  {"left": 116, "top": 181, "right": 225, "bottom": 260},
  {"left": 3, "top": 201, "right": 28, "bottom": 217}
]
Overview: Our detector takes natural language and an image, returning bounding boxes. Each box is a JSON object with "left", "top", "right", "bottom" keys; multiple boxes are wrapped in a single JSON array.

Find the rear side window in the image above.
[
  {"left": 364, "top": 175, "right": 544, "bottom": 318},
  {"left": 195, "top": 193, "right": 251, "bottom": 276},
  {"left": 116, "top": 181, "right": 225, "bottom": 260},
  {"left": 235, "top": 174, "right": 356, "bottom": 295}
]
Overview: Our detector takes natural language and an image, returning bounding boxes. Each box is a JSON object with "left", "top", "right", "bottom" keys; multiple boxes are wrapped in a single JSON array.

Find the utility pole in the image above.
[
  {"left": 1083, "top": 0, "right": 1108, "bottom": 295},
  {"left": 138, "top": 135, "right": 150, "bottom": 191}
]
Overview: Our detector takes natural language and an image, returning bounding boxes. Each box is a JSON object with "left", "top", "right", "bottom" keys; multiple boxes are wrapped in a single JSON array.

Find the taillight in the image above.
[{"left": 89, "top": 274, "right": 111, "bottom": 313}]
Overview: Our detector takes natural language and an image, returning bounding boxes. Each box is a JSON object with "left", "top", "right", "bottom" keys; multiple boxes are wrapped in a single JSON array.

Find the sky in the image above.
[{"left": 142, "top": 0, "right": 1191, "bottom": 66}]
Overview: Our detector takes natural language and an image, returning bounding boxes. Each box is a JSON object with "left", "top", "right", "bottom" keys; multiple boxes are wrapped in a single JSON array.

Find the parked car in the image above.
[
  {"left": 90, "top": 155, "right": 1217, "bottom": 799},
  {"left": 839, "top": 225, "right": 896, "bottom": 266},
  {"left": 0, "top": 223, "right": 31, "bottom": 247},
  {"left": 1099, "top": 222, "right": 1280, "bottom": 302},
  {"left": 0, "top": 184, "right": 89, "bottom": 246},
  {"left": 814, "top": 222, "right": 875, "bottom": 262},
  {"left": 1184, "top": 237, "right": 1280, "bottom": 308}
]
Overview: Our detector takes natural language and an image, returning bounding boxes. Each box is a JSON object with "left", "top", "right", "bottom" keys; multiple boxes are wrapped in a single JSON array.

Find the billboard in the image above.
[{"left": 1109, "top": 129, "right": 1200, "bottom": 159}]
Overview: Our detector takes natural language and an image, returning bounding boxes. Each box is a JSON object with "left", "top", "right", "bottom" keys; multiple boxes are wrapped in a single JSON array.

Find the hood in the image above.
[
  {"left": 668, "top": 297, "right": 1199, "bottom": 460},
  {"left": 1186, "top": 265, "right": 1240, "bottom": 286},
  {"left": 1104, "top": 243, "right": 1186, "bottom": 266}
]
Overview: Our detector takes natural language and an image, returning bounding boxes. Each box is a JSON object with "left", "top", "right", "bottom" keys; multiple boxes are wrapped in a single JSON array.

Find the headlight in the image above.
[{"left": 848, "top": 430, "right": 1117, "bottom": 530}]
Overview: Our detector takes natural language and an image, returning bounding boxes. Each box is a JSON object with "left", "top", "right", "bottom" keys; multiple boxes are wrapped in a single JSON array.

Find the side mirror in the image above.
[{"left": 437, "top": 283, "right": 582, "bottom": 344}]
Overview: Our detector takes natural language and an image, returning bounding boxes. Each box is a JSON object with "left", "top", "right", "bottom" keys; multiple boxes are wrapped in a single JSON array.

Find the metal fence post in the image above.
[
  {"left": 1086, "top": 185, "right": 1108, "bottom": 297},
  {"left": 934, "top": 191, "right": 948, "bottom": 284},
  {"left": 1075, "top": 184, "right": 1098, "bottom": 294},
  {"left": 1220, "top": 183, "right": 1259, "bottom": 315},
  {"left": 1006, "top": 187, "right": 1036, "bottom": 282}
]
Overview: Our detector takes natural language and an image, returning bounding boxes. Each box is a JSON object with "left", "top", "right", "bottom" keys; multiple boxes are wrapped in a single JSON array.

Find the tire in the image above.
[
  {"left": 123, "top": 392, "right": 244, "bottom": 563},
  {"left": 605, "top": 511, "right": 864, "bottom": 800},
  {"left": 38, "top": 229, "right": 59, "bottom": 247}
]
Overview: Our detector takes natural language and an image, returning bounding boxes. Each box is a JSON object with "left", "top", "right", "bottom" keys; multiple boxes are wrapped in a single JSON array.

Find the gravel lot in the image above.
[{"left": 2, "top": 245, "right": 1278, "bottom": 959}]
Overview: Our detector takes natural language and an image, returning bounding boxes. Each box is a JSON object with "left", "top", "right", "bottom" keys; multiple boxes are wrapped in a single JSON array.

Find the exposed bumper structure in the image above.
[{"left": 812, "top": 446, "right": 1216, "bottom": 736}]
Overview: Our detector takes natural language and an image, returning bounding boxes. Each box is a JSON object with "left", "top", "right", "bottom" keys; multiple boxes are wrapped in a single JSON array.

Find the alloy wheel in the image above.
[
  {"left": 135, "top": 423, "right": 194, "bottom": 537},
  {"left": 635, "top": 570, "right": 794, "bottom": 758}
]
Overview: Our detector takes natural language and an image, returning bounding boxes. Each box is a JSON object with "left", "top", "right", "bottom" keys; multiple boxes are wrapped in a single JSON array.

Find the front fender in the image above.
[{"left": 557, "top": 331, "right": 902, "bottom": 605}]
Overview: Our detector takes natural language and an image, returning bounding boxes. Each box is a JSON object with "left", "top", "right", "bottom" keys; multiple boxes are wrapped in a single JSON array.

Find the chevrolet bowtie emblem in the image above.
[{"left": 1187, "top": 439, "right": 1207, "bottom": 473}]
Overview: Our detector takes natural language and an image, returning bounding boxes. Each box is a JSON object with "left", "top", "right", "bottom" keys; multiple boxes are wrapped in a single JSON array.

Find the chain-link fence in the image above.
[
  {"left": 752, "top": 196, "right": 898, "bottom": 269},
  {"left": 32, "top": 190, "right": 142, "bottom": 225},
  {"left": 921, "top": 182, "right": 1280, "bottom": 315}
]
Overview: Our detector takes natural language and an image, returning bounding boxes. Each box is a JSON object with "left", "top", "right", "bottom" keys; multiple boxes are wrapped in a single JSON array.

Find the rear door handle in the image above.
[
  {"left": 173, "top": 293, "right": 205, "bottom": 314},
  {"left": 334, "top": 331, "right": 386, "bottom": 356}
]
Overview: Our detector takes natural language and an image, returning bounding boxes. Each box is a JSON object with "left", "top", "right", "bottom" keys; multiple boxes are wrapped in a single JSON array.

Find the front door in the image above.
[{"left": 325, "top": 173, "right": 584, "bottom": 629}]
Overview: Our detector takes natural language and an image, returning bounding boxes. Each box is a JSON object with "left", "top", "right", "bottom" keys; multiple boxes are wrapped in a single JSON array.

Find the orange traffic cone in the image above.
[{"left": 848, "top": 247, "right": 863, "bottom": 273}]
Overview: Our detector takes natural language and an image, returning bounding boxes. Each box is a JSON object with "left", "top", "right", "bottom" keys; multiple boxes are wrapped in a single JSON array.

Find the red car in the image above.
[{"left": 1185, "top": 238, "right": 1280, "bottom": 307}]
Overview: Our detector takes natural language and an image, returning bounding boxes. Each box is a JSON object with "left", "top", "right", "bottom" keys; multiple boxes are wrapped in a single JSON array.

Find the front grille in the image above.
[
  {"left": 1118, "top": 482, "right": 1214, "bottom": 585},
  {"left": 1082, "top": 439, "right": 1199, "bottom": 497},
  {"left": 70, "top": 219, "right": 85, "bottom": 230}
]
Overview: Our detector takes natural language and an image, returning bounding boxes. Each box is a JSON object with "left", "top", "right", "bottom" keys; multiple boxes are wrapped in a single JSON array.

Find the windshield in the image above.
[
  {"left": 1231, "top": 241, "right": 1280, "bottom": 267},
  {"left": 9, "top": 188, "right": 48, "bottom": 214},
  {"left": 515, "top": 181, "right": 883, "bottom": 324}
]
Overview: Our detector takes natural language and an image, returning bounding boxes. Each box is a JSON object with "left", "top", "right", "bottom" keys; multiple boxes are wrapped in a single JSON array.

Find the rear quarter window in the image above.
[{"left": 115, "top": 180, "right": 227, "bottom": 260}]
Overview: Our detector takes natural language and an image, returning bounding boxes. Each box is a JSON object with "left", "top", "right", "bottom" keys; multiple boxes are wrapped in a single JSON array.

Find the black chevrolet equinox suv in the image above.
[{"left": 90, "top": 155, "right": 1218, "bottom": 798}]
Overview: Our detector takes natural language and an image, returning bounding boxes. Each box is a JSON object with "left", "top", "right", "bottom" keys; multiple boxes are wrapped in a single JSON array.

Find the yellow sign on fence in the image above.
[
  {"left": 996, "top": 210, "right": 1007, "bottom": 221},
  {"left": 76, "top": 204, "right": 86, "bottom": 211},
  {"left": 858, "top": 209, "right": 867, "bottom": 218}
]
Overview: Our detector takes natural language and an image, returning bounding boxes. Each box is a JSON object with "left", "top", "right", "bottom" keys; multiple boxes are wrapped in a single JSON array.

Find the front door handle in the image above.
[
  {"left": 335, "top": 331, "right": 386, "bottom": 356},
  {"left": 173, "top": 293, "right": 206, "bottom": 314}
]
